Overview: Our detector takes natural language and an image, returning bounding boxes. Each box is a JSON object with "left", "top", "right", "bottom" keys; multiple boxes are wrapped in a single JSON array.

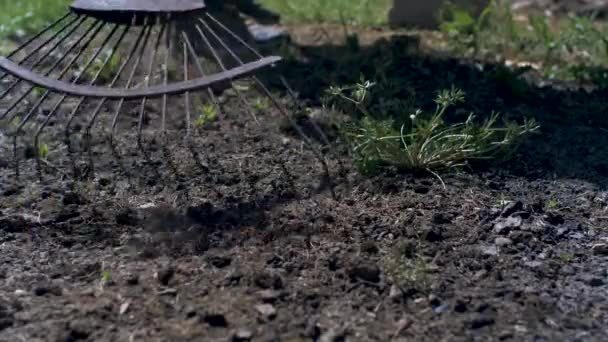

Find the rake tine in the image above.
[
  {"left": 110, "top": 24, "right": 153, "bottom": 137},
  {"left": 15, "top": 20, "right": 105, "bottom": 132},
  {"left": 138, "top": 22, "right": 166, "bottom": 141},
  {"left": 160, "top": 18, "right": 181, "bottom": 180},
  {"left": 135, "top": 22, "right": 167, "bottom": 182},
  {"left": 0, "top": 13, "right": 78, "bottom": 82},
  {"left": 193, "top": 21, "right": 258, "bottom": 124},
  {"left": 10, "top": 19, "right": 103, "bottom": 180},
  {"left": 180, "top": 31, "right": 222, "bottom": 120},
  {"left": 182, "top": 38, "right": 205, "bottom": 172},
  {"left": 34, "top": 23, "right": 122, "bottom": 180},
  {"left": 202, "top": 14, "right": 336, "bottom": 199},
  {"left": 80, "top": 22, "right": 149, "bottom": 178},
  {"left": 1, "top": 12, "right": 72, "bottom": 64},
  {"left": 0, "top": 15, "right": 86, "bottom": 103}
]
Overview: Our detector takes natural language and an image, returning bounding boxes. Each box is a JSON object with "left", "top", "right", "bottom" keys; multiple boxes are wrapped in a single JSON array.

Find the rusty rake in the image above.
[{"left": 0, "top": 0, "right": 331, "bottom": 186}]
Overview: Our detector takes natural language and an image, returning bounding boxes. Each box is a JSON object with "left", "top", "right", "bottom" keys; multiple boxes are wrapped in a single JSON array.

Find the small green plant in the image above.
[
  {"left": 37, "top": 143, "right": 49, "bottom": 160},
  {"left": 547, "top": 198, "right": 560, "bottom": 210},
  {"left": 328, "top": 80, "right": 540, "bottom": 176},
  {"left": 86, "top": 49, "right": 122, "bottom": 82},
  {"left": 32, "top": 86, "right": 46, "bottom": 98},
  {"left": 253, "top": 97, "right": 270, "bottom": 112},
  {"left": 558, "top": 253, "right": 574, "bottom": 263},
  {"left": 194, "top": 103, "right": 218, "bottom": 128}
]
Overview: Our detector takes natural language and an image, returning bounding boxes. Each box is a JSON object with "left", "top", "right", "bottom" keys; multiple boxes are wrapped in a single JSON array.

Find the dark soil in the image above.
[{"left": 1, "top": 22, "right": 608, "bottom": 342}]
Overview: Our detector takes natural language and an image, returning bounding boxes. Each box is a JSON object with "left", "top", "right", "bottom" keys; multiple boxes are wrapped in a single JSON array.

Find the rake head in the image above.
[{"left": 0, "top": 0, "right": 313, "bottom": 185}]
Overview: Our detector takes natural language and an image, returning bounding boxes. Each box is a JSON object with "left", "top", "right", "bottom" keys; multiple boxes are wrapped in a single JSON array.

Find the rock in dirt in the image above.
[
  {"left": 255, "top": 304, "right": 277, "bottom": 320},
  {"left": 232, "top": 329, "right": 253, "bottom": 341},
  {"left": 479, "top": 245, "right": 499, "bottom": 257},
  {"left": 115, "top": 208, "right": 139, "bottom": 226},
  {"left": 470, "top": 315, "right": 495, "bottom": 329},
  {"left": 208, "top": 254, "right": 232, "bottom": 269},
  {"left": 126, "top": 274, "right": 139, "bottom": 286},
  {"left": 432, "top": 212, "right": 453, "bottom": 225},
  {"left": 424, "top": 225, "right": 444, "bottom": 242},
  {"left": 156, "top": 266, "right": 175, "bottom": 286},
  {"left": 349, "top": 262, "right": 381, "bottom": 283},
  {"left": 591, "top": 244, "right": 608, "bottom": 256},
  {"left": 253, "top": 271, "right": 283, "bottom": 290},
  {"left": 319, "top": 327, "right": 347, "bottom": 342},
  {"left": 494, "top": 237, "right": 513, "bottom": 246},
  {"left": 544, "top": 211, "right": 565, "bottom": 226},
  {"left": 258, "top": 289, "right": 282, "bottom": 303},
  {"left": 501, "top": 201, "right": 524, "bottom": 217},
  {"left": 493, "top": 216, "right": 522, "bottom": 234}
]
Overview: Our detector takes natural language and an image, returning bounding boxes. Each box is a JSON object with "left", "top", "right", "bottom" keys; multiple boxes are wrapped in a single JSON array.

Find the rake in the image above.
[{"left": 0, "top": 0, "right": 330, "bottom": 187}]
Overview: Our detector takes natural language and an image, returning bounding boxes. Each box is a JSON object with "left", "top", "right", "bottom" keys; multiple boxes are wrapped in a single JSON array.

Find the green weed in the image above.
[
  {"left": 194, "top": 103, "right": 218, "bottom": 128},
  {"left": 328, "top": 80, "right": 540, "bottom": 175}
]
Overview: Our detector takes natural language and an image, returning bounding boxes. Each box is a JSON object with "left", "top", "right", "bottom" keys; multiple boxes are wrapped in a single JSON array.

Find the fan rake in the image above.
[{"left": 0, "top": 0, "right": 330, "bottom": 187}]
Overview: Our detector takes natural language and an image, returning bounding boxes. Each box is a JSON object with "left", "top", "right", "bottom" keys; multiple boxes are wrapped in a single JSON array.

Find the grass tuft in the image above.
[{"left": 327, "top": 79, "right": 540, "bottom": 175}]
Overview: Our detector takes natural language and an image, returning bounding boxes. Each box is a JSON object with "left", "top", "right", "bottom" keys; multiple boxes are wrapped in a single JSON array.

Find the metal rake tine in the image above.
[
  {"left": 193, "top": 20, "right": 259, "bottom": 124},
  {"left": 180, "top": 30, "right": 222, "bottom": 123},
  {"left": 137, "top": 22, "right": 166, "bottom": 142},
  {"left": 110, "top": 24, "right": 154, "bottom": 137},
  {"left": 14, "top": 20, "right": 105, "bottom": 134},
  {"left": 34, "top": 23, "right": 122, "bottom": 180},
  {"left": 201, "top": 16, "right": 335, "bottom": 198},
  {"left": 0, "top": 13, "right": 78, "bottom": 82},
  {"left": 183, "top": 40, "right": 192, "bottom": 138},
  {"left": 0, "top": 15, "right": 86, "bottom": 103},
  {"left": 9, "top": 19, "right": 103, "bottom": 180},
  {"left": 68, "top": 24, "right": 134, "bottom": 135},
  {"left": 5, "top": 12, "right": 72, "bottom": 59}
]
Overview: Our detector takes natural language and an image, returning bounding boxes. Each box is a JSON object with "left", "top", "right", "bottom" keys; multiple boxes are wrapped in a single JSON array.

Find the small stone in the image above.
[
  {"left": 14, "top": 289, "right": 27, "bottom": 296},
  {"left": 592, "top": 244, "right": 608, "bottom": 256},
  {"left": 348, "top": 263, "right": 381, "bottom": 283},
  {"left": 119, "top": 302, "right": 130, "bottom": 315},
  {"left": 470, "top": 315, "right": 495, "bottom": 329},
  {"left": 233, "top": 329, "right": 253, "bottom": 342},
  {"left": 203, "top": 312, "right": 228, "bottom": 327},
  {"left": 258, "top": 289, "right": 281, "bottom": 303},
  {"left": 424, "top": 225, "right": 443, "bottom": 242},
  {"left": 432, "top": 212, "right": 452, "bottom": 225},
  {"left": 126, "top": 274, "right": 139, "bottom": 286},
  {"left": 255, "top": 304, "right": 277, "bottom": 320},
  {"left": 479, "top": 245, "right": 498, "bottom": 257},
  {"left": 115, "top": 208, "right": 139, "bottom": 226},
  {"left": 494, "top": 237, "right": 513, "bottom": 246},
  {"left": 253, "top": 271, "right": 283, "bottom": 290},
  {"left": 360, "top": 241, "right": 379, "bottom": 254},
  {"left": 582, "top": 276, "right": 604, "bottom": 287},
  {"left": 208, "top": 255, "right": 232, "bottom": 269},
  {"left": 493, "top": 216, "right": 522, "bottom": 234},
  {"left": 501, "top": 201, "right": 523, "bottom": 217},
  {"left": 156, "top": 266, "right": 175, "bottom": 286},
  {"left": 544, "top": 212, "right": 565, "bottom": 226},
  {"left": 524, "top": 261, "right": 543, "bottom": 268},
  {"left": 319, "top": 327, "right": 347, "bottom": 342},
  {"left": 388, "top": 285, "right": 402, "bottom": 302}
]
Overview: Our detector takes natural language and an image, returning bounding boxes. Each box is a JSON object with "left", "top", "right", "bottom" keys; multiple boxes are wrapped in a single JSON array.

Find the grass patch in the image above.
[
  {"left": 326, "top": 78, "right": 539, "bottom": 176},
  {"left": 256, "top": 0, "right": 391, "bottom": 26},
  {"left": 439, "top": 0, "right": 608, "bottom": 86},
  {"left": 0, "top": 0, "right": 70, "bottom": 40}
]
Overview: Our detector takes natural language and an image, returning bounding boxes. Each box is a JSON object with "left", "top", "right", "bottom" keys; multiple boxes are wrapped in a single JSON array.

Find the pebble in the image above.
[
  {"left": 258, "top": 289, "right": 281, "bottom": 303},
  {"left": 255, "top": 304, "right": 277, "bottom": 320},
  {"left": 494, "top": 237, "right": 513, "bottom": 246},
  {"left": 479, "top": 245, "right": 499, "bottom": 257},
  {"left": 348, "top": 263, "right": 381, "bottom": 283},
  {"left": 592, "top": 244, "right": 608, "bottom": 256},
  {"left": 156, "top": 266, "right": 175, "bottom": 286},
  {"left": 14, "top": 289, "right": 27, "bottom": 296},
  {"left": 232, "top": 329, "right": 253, "bottom": 342},
  {"left": 501, "top": 201, "right": 523, "bottom": 217},
  {"left": 493, "top": 216, "right": 522, "bottom": 234}
]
